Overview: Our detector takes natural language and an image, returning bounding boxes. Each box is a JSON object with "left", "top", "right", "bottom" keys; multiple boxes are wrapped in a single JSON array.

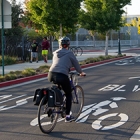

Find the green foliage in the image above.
[
  {"left": 4, "top": 74, "right": 17, "bottom": 81},
  {"left": 21, "top": 68, "right": 36, "bottom": 76},
  {"left": 36, "top": 65, "right": 50, "bottom": 73},
  {"left": 125, "top": 17, "right": 140, "bottom": 34},
  {"left": 0, "top": 76, "right": 5, "bottom": 82},
  {"left": 24, "top": 29, "right": 40, "bottom": 40},
  {"left": 0, "top": 56, "right": 17, "bottom": 66},
  {"left": 0, "top": 54, "right": 126, "bottom": 83},
  {"left": 25, "top": 0, "right": 82, "bottom": 38},
  {"left": 79, "top": 54, "right": 126, "bottom": 65},
  {"left": 79, "top": 0, "right": 131, "bottom": 34}
]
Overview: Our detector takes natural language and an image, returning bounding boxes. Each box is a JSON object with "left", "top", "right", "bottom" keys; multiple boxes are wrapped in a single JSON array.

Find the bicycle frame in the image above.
[
  {"left": 69, "top": 73, "right": 79, "bottom": 104},
  {"left": 37, "top": 72, "right": 84, "bottom": 134},
  {"left": 50, "top": 73, "right": 79, "bottom": 114}
]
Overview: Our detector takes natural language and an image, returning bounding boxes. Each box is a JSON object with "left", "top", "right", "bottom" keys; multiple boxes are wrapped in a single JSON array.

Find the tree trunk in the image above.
[
  {"left": 105, "top": 33, "right": 109, "bottom": 56},
  {"left": 92, "top": 35, "right": 96, "bottom": 48},
  {"left": 60, "top": 23, "right": 62, "bottom": 37}
]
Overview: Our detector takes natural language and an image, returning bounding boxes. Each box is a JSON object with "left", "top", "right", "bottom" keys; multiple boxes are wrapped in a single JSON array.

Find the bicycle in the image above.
[
  {"left": 37, "top": 72, "right": 85, "bottom": 134},
  {"left": 77, "top": 47, "right": 83, "bottom": 56},
  {"left": 69, "top": 47, "right": 78, "bottom": 56}
]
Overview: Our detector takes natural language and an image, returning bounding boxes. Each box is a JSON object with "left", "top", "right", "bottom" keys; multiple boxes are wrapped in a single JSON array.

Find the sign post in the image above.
[
  {"left": 118, "top": 30, "right": 121, "bottom": 55},
  {"left": 1, "top": 0, "right": 4, "bottom": 76},
  {"left": 0, "top": 0, "right": 12, "bottom": 76}
]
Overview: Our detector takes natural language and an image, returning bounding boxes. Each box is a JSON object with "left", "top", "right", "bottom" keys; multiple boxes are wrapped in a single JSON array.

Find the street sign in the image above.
[{"left": 0, "top": 0, "right": 12, "bottom": 29}]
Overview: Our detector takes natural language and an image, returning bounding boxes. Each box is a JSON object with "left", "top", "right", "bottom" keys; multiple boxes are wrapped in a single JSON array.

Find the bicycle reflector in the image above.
[{"left": 43, "top": 89, "right": 47, "bottom": 95}]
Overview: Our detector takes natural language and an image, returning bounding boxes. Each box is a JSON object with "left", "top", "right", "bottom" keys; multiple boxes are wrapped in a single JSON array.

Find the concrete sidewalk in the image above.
[{"left": 0, "top": 48, "right": 138, "bottom": 75}]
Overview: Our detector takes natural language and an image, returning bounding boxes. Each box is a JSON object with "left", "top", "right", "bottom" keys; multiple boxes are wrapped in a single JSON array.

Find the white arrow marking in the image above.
[
  {"left": 0, "top": 96, "right": 33, "bottom": 111},
  {"left": 0, "top": 94, "right": 26, "bottom": 104},
  {"left": 0, "top": 95, "right": 12, "bottom": 101}
]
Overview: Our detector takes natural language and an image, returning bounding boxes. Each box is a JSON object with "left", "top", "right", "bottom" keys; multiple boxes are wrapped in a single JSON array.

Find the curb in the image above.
[{"left": 0, "top": 56, "right": 132, "bottom": 88}]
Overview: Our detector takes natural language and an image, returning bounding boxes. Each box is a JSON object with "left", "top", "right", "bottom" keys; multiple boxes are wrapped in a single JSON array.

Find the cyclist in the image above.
[{"left": 48, "top": 36, "right": 86, "bottom": 122}]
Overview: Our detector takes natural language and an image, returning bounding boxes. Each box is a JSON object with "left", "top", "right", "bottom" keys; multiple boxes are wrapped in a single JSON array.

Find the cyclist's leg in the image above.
[
  {"left": 48, "top": 72, "right": 74, "bottom": 121},
  {"left": 59, "top": 78, "right": 72, "bottom": 115},
  {"left": 59, "top": 78, "right": 75, "bottom": 122}
]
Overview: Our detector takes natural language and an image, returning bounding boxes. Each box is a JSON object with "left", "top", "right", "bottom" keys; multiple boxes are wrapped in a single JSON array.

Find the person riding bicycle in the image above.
[{"left": 48, "top": 36, "right": 86, "bottom": 122}]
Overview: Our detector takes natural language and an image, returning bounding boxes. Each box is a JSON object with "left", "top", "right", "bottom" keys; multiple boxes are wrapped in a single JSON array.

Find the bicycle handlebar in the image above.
[{"left": 69, "top": 72, "right": 86, "bottom": 76}]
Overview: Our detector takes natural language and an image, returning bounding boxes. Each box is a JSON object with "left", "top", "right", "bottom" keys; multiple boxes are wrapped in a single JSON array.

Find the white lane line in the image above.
[
  {"left": 0, "top": 57, "right": 132, "bottom": 92},
  {"left": 0, "top": 94, "right": 26, "bottom": 104},
  {"left": 130, "top": 126, "right": 140, "bottom": 140},
  {"left": 0, "top": 77, "right": 47, "bottom": 91}
]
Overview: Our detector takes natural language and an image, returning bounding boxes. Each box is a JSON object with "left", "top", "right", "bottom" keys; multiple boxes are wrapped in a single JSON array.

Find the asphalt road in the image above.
[{"left": 1, "top": 56, "right": 140, "bottom": 140}]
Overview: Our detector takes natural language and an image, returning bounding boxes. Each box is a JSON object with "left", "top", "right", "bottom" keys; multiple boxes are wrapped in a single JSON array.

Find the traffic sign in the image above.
[{"left": 0, "top": 0, "right": 11, "bottom": 29}]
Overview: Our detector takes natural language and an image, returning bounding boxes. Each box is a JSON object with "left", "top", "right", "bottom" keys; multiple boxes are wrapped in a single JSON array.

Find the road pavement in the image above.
[{"left": 1, "top": 56, "right": 140, "bottom": 139}]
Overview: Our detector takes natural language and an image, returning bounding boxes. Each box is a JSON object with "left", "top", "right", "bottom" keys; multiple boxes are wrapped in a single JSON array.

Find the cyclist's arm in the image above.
[{"left": 69, "top": 52, "right": 85, "bottom": 75}]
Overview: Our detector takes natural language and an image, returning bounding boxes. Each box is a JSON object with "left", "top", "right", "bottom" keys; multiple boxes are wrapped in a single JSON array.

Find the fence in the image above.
[
  {"left": 52, "top": 40, "right": 138, "bottom": 51},
  {"left": 0, "top": 37, "right": 138, "bottom": 60}
]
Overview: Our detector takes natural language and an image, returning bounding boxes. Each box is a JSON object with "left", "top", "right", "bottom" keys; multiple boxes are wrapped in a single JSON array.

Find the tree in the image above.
[
  {"left": 25, "top": 0, "right": 82, "bottom": 39},
  {"left": 79, "top": 0, "right": 131, "bottom": 55},
  {"left": 126, "top": 17, "right": 140, "bottom": 34}
]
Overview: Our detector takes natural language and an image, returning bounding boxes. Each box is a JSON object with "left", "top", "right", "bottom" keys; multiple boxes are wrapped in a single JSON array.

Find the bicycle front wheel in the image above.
[
  {"left": 38, "top": 96, "right": 58, "bottom": 134},
  {"left": 70, "top": 47, "right": 78, "bottom": 56},
  {"left": 71, "top": 85, "right": 84, "bottom": 120}
]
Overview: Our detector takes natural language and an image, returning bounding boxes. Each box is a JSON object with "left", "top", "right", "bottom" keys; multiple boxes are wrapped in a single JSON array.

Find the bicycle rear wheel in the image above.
[
  {"left": 71, "top": 85, "right": 84, "bottom": 120},
  {"left": 38, "top": 96, "right": 58, "bottom": 134},
  {"left": 77, "top": 47, "right": 83, "bottom": 56}
]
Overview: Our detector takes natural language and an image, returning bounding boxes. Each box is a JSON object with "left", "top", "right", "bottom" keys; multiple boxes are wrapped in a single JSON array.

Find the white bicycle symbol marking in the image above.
[
  {"left": 30, "top": 97, "right": 129, "bottom": 131},
  {"left": 115, "top": 56, "right": 140, "bottom": 65}
]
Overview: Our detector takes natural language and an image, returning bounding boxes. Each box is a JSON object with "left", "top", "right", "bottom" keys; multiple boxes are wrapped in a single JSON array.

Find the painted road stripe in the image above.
[
  {"left": 0, "top": 94, "right": 26, "bottom": 104},
  {"left": 130, "top": 126, "right": 140, "bottom": 140},
  {"left": 0, "top": 57, "right": 132, "bottom": 91}
]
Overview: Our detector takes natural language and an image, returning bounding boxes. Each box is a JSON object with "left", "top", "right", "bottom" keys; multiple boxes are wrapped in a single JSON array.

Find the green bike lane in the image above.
[{"left": 1, "top": 56, "right": 140, "bottom": 140}]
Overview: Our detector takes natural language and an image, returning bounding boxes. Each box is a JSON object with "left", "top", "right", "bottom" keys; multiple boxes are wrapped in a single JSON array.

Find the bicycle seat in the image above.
[{"left": 52, "top": 81, "right": 57, "bottom": 84}]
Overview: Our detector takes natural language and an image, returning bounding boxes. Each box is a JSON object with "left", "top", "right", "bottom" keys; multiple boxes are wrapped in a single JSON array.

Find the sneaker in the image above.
[
  {"left": 30, "top": 61, "right": 32, "bottom": 63},
  {"left": 36, "top": 61, "right": 38, "bottom": 63},
  {"left": 65, "top": 116, "right": 75, "bottom": 122}
]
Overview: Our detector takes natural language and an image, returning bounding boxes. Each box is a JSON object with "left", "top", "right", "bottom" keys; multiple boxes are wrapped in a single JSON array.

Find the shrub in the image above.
[
  {"left": 22, "top": 68, "right": 36, "bottom": 77},
  {"left": 0, "top": 54, "right": 127, "bottom": 83},
  {"left": 0, "top": 76, "right": 5, "bottom": 82},
  {"left": 36, "top": 65, "right": 50, "bottom": 73},
  {"left": 4, "top": 74, "right": 13, "bottom": 81},
  {"left": 98, "top": 55, "right": 106, "bottom": 60},
  {"left": 0, "top": 56, "right": 17, "bottom": 66}
]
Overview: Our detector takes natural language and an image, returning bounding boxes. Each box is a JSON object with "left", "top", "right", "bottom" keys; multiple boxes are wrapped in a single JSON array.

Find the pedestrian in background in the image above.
[
  {"left": 30, "top": 39, "right": 38, "bottom": 63},
  {"left": 41, "top": 37, "right": 50, "bottom": 63}
]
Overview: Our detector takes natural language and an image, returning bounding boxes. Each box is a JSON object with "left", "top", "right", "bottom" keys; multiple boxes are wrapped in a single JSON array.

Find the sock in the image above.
[{"left": 66, "top": 115, "right": 70, "bottom": 118}]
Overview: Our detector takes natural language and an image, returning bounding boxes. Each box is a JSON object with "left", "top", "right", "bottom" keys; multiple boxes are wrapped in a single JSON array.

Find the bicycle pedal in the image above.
[
  {"left": 47, "top": 109, "right": 52, "bottom": 117},
  {"left": 61, "top": 113, "right": 66, "bottom": 118}
]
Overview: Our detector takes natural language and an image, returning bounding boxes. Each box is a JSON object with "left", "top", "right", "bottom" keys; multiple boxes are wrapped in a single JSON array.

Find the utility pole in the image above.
[
  {"left": 1, "top": 0, "right": 5, "bottom": 76},
  {"left": 118, "top": 30, "right": 121, "bottom": 55}
]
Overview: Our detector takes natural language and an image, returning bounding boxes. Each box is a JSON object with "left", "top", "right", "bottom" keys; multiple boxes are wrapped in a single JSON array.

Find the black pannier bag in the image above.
[
  {"left": 48, "top": 86, "right": 63, "bottom": 107},
  {"left": 33, "top": 88, "right": 48, "bottom": 106}
]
